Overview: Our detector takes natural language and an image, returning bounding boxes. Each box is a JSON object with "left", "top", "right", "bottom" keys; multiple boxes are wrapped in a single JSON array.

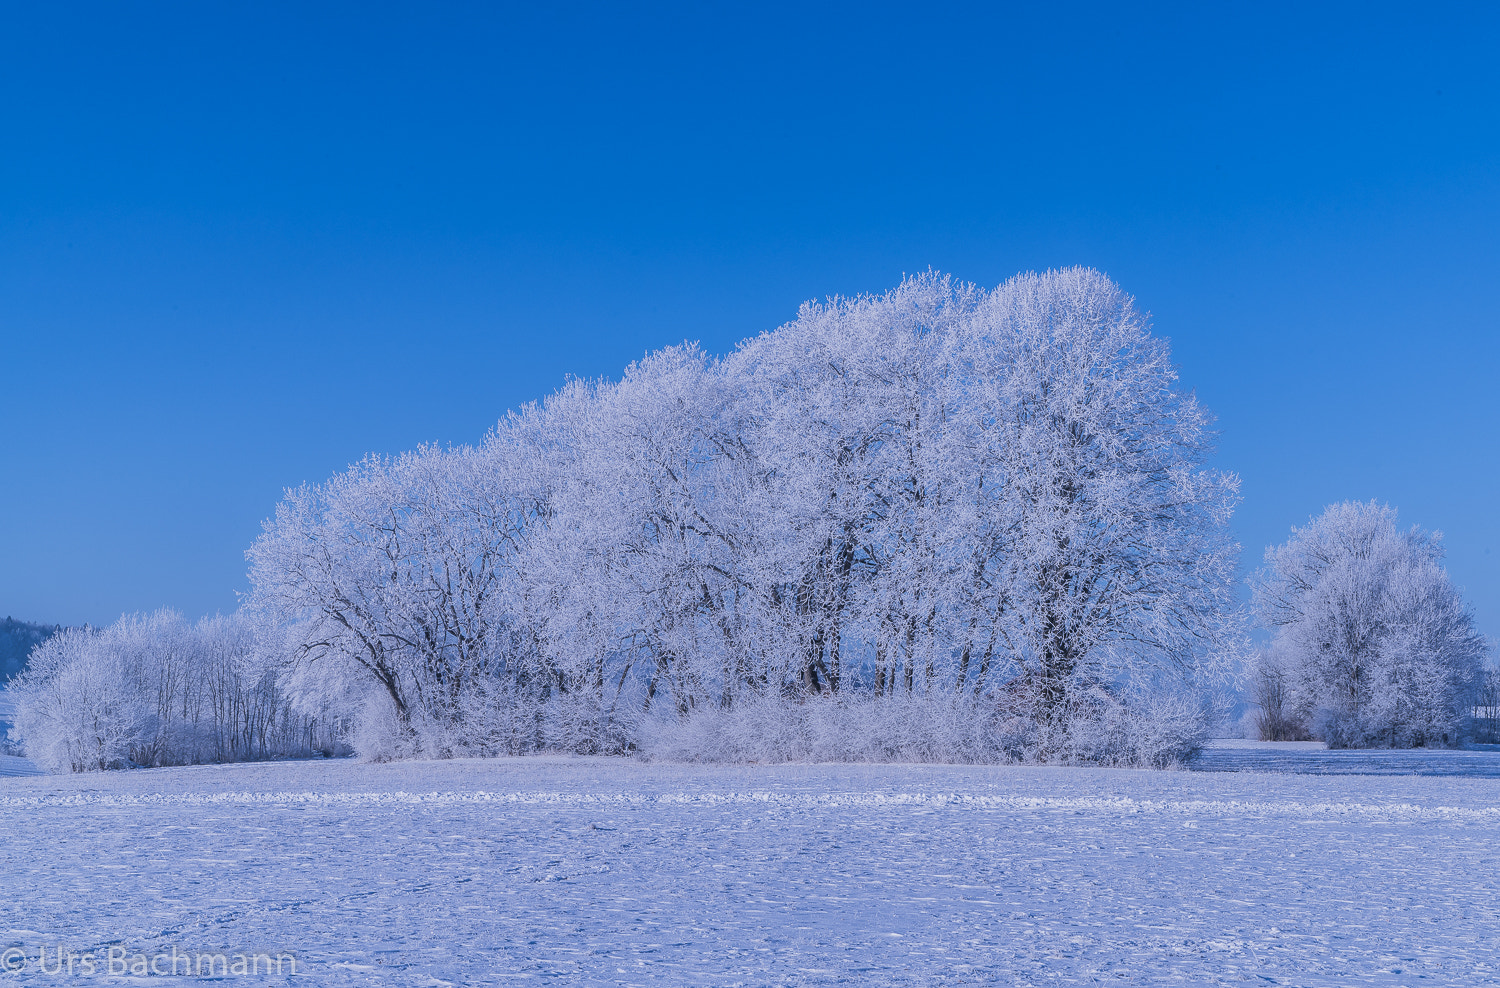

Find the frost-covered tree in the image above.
[
  {"left": 1250, "top": 501, "right": 1487, "bottom": 747},
  {"left": 11, "top": 627, "right": 143, "bottom": 771},
  {"left": 946, "top": 270, "right": 1241, "bottom": 731},
  {"left": 725, "top": 275, "right": 972, "bottom": 698},
  {"left": 9, "top": 611, "right": 339, "bottom": 772},
  {"left": 246, "top": 442, "right": 547, "bottom": 745},
  {"left": 505, "top": 347, "right": 757, "bottom": 732}
]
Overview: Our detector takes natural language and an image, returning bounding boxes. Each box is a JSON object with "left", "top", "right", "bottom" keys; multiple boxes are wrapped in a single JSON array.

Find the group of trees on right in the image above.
[{"left": 1249, "top": 501, "right": 1489, "bottom": 748}]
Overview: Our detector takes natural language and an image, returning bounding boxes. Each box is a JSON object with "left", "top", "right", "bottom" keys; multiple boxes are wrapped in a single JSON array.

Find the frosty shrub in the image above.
[
  {"left": 1250, "top": 502, "right": 1488, "bottom": 748},
  {"left": 9, "top": 611, "right": 346, "bottom": 772},
  {"left": 637, "top": 692, "right": 1011, "bottom": 765},
  {"left": 990, "top": 675, "right": 1221, "bottom": 768},
  {"left": 347, "top": 681, "right": 639, "bottom": 762},
  {"left": 637, "top": 683, "right": 1215, "bottom": 768},
  {"left": 1075, "top": 687, "right": 1220, "bottom": 768},
  {"left": 12, "top": 628, "right": 144, "bottom": 772}
]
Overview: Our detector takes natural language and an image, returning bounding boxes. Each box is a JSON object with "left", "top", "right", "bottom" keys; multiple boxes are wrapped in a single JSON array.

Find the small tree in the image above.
[
  {"left": 1473, "top": 666, "right": 1500, "bottom": 743},
  {"left": 1250, "top": 502, "right": 1487, "bottom": 748},
  {"left": 1249, "top": 647, "right": 1307, "bottom": 741}
]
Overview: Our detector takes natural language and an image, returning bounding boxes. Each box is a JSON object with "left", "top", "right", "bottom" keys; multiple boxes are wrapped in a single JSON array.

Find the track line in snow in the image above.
[{"left": 4, "top": 787, "right": 1499, "bottom": 822}]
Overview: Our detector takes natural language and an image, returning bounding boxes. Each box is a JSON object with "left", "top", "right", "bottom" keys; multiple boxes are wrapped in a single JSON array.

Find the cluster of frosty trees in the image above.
[
  {"left": 237, "top": 268, "right": 1242, "bottom": 766},
  {"left": 13, "top": 268, "right": 1487, "bottom": 773},
  {"left": 9, "top": 611, "right": 344, "bottom": 772},
  {"left": 1248, "top": 501, "right": 1488, "bottom": 747}
]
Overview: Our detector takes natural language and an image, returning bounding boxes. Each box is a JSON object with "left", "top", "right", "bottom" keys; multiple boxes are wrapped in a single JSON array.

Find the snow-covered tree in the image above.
[
  {"left": 246, "top": 442, "right": 547, "bottom": 746},
  {"left": 9, "top": 611, "right": 340, "bottom": 772},
  {"left": 11, "top": 627, "right": 143, "bottom": 772},
  {"left": 1250, "top": 501, "right": 1487, "bottom": 747},
  {"left": 945, "top": 270, "right": 1241, "bottom": 733},
  {"left": 725, "top": 274, "right": 971, "bottom": 698}
]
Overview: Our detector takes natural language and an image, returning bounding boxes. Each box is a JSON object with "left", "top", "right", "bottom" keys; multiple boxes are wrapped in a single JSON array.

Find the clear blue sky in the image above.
[{"left": 2, "top": 2, "right": 1497, "bottom": 636}]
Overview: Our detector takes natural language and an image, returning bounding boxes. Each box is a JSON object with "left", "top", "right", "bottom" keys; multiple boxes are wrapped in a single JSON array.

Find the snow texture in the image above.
[{"left": 4, "top": 753, "right": 1500, "bottom": 985}]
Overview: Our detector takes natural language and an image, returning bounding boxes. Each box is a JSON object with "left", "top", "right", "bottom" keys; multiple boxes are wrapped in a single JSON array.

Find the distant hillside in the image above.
[{"left": 1, "top": 617, "right": 63, "bottom": 682}]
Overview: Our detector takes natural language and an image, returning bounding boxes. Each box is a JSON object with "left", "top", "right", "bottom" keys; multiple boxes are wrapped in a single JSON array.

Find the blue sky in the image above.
[{"left": 2, "top": 2, "right": 1497, "bottom": 635}]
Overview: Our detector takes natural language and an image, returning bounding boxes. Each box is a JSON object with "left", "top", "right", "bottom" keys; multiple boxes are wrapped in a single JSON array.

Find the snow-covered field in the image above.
[
  {"left": 1197, "top": 738, "right": 1500, "bottom": 777},
  {"left": 4, "top": 753, "right": 1500, "bottom": 986}
]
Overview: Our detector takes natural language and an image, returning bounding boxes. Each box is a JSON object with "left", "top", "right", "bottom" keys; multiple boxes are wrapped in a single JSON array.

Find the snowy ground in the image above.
[
  {"left": 0, "top": 755, "right": 41, "bottom": 779},
  {"left": 3, "top": 753, "right": 1500, "bottom": 986},
  {"left": 1196, "top": 738, "right": 1500, "bottom": 777}
]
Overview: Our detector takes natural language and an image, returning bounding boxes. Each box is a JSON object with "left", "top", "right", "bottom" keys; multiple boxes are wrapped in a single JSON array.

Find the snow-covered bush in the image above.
[
  {"left": 636, "top": 684, "right": 1214, "bottom": 768},
  {"left": 1067, "top": 688, "right": 1218, "bottom": 768},
  {"left": 346, "top": 680, "right": 638, "bottom": 762},
  {"left": 638, "top": 692, "right": 1010, "bottom": 765},
  {"left": 12, "top": 628, "right": 144, "bottom": 772},
  {"left": 1250, "top": 502, "right": 1487, "bottom": 748}
]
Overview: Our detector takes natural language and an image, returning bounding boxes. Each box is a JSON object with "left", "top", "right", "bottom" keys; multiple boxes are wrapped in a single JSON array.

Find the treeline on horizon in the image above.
[
  {"left": 8, "top": 269, "right": 1492, "bottom": 773},
  {"left": 1, "top": 617, "right": 63, "bottom": 683}
]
